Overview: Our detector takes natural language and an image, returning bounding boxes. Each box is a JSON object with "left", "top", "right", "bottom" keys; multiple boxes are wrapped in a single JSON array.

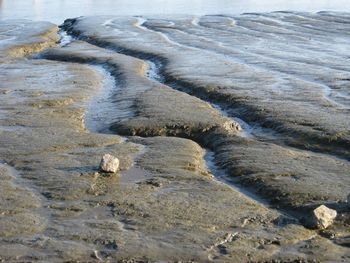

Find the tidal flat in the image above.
[{"left": 0, "top": 13, "right": 349, "bottom": 262}]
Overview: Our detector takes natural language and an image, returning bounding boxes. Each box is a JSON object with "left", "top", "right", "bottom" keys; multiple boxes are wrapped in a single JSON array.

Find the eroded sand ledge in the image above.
[{"left": 0, "top": 14, "right": 349, "bottom": 262}]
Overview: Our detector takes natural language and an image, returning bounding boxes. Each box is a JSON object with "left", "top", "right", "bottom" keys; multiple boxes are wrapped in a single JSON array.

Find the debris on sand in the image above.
[
  {"left": 310, "top": 205, "right": 337, "bottom": 229},
  {"left": 99, "top": 154, "right": 119, "bottom": 173},
  {"left": 222, "top": 120, "right": 241, "bottom": 133},
  {"left": 208, "top": 232, "right": 239, "bottom": 251}
]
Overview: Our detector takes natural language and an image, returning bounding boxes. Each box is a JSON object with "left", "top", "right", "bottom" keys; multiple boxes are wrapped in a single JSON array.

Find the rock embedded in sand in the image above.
[
  {"left": 310, "top": 205, "right": 337, "bottom": 229},
  {"left": 222, "top": 120, "right": 241, "bottom": 133},
  {"left": 99, "top": 154, "right": 119, "bottom": 173}
]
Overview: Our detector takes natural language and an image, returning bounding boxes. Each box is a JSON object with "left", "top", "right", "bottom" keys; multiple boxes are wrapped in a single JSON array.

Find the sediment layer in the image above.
[{"left": 0, "top": 13, "right": 349, "bottom": 262}]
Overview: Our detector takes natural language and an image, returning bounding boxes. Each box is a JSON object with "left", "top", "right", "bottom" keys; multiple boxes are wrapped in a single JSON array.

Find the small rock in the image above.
[
  {"left": 99, "top": 154, "right": 119, "bottom": 173},
  {"left": 222, "top": 120, "right": 241, "bottom": 133},
  {"left": 347, "top": 193, "right": 350, "bottom": 208},
  {"left": 310, "top": 205, "right": 337, "bottom": 229}
]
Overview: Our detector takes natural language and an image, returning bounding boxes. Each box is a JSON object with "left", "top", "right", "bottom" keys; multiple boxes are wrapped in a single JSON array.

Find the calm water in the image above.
[{"left": 1, "top": 0, "right": 350, "bottom": 24}]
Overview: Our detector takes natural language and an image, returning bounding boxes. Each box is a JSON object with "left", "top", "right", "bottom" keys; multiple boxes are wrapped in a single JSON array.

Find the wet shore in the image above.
[{"left": 0, "top": 13, "right": 349, "bottom": 262}]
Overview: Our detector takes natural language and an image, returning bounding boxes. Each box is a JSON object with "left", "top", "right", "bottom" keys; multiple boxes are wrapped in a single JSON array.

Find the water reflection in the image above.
[{"left": 0, "top": 0, "right": 349, "bottom": 24}]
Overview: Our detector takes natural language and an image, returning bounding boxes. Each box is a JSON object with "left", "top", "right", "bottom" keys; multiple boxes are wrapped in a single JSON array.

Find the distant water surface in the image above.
[{"left": 1, "top": 0, "right": 350, "bottom": 24}]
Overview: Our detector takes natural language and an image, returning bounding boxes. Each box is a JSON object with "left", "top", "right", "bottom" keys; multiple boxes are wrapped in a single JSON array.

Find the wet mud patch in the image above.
[
  {"left": 1, "top": 15, "right": 350, "bottom": 262},
  {"left": 0, "top": 164, "right": 45, "bottom": 238}
]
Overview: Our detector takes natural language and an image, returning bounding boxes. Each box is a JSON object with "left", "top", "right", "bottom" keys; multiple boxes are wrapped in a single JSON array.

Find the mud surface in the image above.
[{"left": 0, "top": 14, "right": 349, "bottom": 262}]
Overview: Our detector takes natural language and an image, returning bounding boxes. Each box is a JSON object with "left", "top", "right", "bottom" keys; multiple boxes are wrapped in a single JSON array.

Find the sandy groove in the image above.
[
  {"left": 58, "top": 15, "right": 350, "bottom": 210},
  {"left": 34, "top": 50, "right": 312, "bottom": 259},
  {"left": 1, "top": 17, "right": 349, "bottom": 262},
  {"left": 61, "top": 16, "right": 350, "bottom": 161},
  {"left": 45, "top": 17, "right": 347, "bottom": 227},
  {"left": 140, "top": 17, "right": 350, "bottom": 159}
]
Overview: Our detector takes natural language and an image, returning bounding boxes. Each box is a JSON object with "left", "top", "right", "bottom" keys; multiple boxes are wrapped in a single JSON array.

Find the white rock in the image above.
[
  {"left": 311, "top": 205, "right": 337, "bottom": 229},
  {"left": 99, "top": 154, "right": 119, "bottom": 173}
]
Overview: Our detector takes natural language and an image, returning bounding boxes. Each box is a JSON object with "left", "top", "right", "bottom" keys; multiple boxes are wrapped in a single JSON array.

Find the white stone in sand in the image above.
[
  {"left": 99, "top": 154, "right": 119, "bottom": 173},
  {"left": 311, "top": 205, "right": 337, "bottom": 229}
]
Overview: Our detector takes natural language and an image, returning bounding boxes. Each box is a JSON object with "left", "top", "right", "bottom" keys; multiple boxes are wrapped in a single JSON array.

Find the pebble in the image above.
[
  {"left": 99, "top": 154, "right": 119, "bottom": 173},
  {"left": 310, "top": 205, "right": 337, "bottom": 229}
]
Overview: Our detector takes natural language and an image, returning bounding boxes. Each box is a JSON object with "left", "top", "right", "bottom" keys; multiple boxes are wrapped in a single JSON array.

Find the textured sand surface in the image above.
[{"left": 0, "top": 14, "right": 349, "bottom": 262}]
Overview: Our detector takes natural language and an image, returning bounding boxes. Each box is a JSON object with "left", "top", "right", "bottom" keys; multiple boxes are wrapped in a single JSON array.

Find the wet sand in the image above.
[{"left": 0, "top": 13, "right": 349, "bottom": 262}]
